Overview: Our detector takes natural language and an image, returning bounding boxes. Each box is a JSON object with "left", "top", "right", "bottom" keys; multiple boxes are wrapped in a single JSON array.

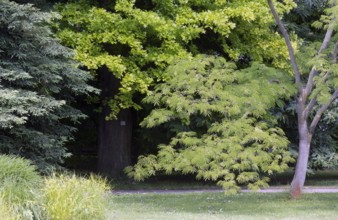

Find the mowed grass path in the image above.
[{"left": 109, "top": 192, "right": 338, "bottom": 220}]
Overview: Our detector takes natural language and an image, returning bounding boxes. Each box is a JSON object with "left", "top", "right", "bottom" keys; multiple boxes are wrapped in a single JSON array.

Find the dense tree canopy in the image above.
[
  {"left": 0, "top": 0, "right": 97, "bottom": 170},
  {"left": 5, "top": 0, "right": 338, "bottom": 196},
  {"left": 125, "top": 55, "right": 295, "bottom": 193},
  {"left": 51, "top": 0, "right": 300, "bottom": 177},
  {"left": 55, "top": 0, "right": 295, "bottom": 118}
]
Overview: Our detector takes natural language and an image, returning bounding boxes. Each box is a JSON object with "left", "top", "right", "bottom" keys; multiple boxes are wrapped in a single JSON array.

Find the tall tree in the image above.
[
  {"left": 268, "top": 0, "right": 338, "bottom": 198},
  {"left": 276, "top": 0, "right": 338, "bottom": 171},
  {"left": 55, "top": 0, "right": 294, "bottom": 176},
  {"left": 0, "top": 0, "right": 97, "bottom": 171}
]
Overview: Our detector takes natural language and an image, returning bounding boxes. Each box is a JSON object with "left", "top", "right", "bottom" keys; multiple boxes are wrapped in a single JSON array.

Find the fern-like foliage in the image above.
[
  {"left": 0, "top": 0, "right": 98, "bottom": 171},
  {"left": 125, "top": 55, "right": 296, "bottom": 193}
]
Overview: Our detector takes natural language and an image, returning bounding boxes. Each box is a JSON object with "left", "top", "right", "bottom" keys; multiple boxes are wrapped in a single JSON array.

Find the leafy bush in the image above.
[
  {"left": 126, "top": 55, "right": 295, "bottom": 193},
  {"left": 0, "top": 154, "right": 47, "bottom": 219},
  {"left": 43, "top": 174, "right": 110, "bottom": 220}
]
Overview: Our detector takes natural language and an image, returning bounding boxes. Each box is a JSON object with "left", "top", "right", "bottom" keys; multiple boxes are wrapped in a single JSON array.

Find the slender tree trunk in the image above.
[
  {"left": 268, "top": 0, "right": 338, "bottom": 198},
  {"left": 290, "top": 132, "right": 311, "bottom": 198},
  {"left": 290, "top": 100, "right": 312, "bottom": 198},
  {"left": 97, "top": 67, "right": 132, "bottom": 177}
]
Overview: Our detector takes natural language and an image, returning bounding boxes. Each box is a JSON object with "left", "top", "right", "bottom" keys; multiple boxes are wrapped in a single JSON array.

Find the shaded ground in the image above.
[
  {"left": 111, "top": 170, "right": 338, "bottom": 196},
  {"left": 112, "top": 170, "right": 338, "bottom": 190},
  {"left": 112, "top": 186, "right": 338, "bottom": 195}
]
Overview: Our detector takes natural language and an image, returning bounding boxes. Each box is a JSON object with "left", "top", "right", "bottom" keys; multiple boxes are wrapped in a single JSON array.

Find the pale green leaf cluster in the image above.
[
  {"left": 55, "top": 0, "right": 294, "bottom": 117},
  {"left": 0, "top": 1, "right": 98, "bottom": 170},
  {"left": 126, "top": 56, "right": 295, "bottom": 193}
]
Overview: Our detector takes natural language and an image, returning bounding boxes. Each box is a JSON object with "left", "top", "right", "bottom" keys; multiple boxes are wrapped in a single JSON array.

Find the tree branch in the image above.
[
  {"left": 304, "top": 67, "right": 317, "bottom": 97},
  {"left": 304, "top": 70, "right": 331, "bottom": 118},
  {"left": 304, "top": 94, "right": 317, "bottom": 119},
  {"left": 309, "top": 88, "right": 338, "bottom": 134},
  {"left": 333, "top": 41, "right": 338, "bottom": 62},
  {"left": 268, "top": 0, "right": 301, "bottom": 86},
  {"left": 304, "top": 27, "right": 334, "bottom": 98},
  {"left": 318, "top": 27, "right": 334, "bottom": 55}
]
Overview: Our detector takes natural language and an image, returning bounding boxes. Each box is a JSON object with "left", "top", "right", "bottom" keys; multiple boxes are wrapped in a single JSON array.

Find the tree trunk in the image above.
[
  {"left": 290, "top": 117, "right": 312, "bottom": 198},
  {"left": 97, "top": 67, "right": 132, "bottom": 177},
  {"left": 290, "top": 138, "right": 311, "bottom": 198}
]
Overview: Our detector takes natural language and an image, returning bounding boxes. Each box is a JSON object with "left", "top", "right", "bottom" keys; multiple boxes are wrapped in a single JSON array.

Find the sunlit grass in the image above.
[
  {"left": 110, "top": 170, "right": 338, "bottom": 219},
  {"left": 110, "top": 192, "right": 338, "bottom": 220}
]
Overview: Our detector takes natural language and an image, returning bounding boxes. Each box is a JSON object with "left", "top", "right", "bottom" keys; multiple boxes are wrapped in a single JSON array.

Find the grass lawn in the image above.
[{"left": 109, "top": 192, "right": 338, "bottom": 220}]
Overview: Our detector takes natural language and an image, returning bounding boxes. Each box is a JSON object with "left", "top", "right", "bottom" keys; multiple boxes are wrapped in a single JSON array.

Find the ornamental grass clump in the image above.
[
  {"left": 0, "top": 198, "right": 17, "bottom": 220},
  {"left": 0, "top": 155, "right": 46, "bottom": 219},
  {"left": 43, "top": 174, "right": 110, "bottom": 220}
]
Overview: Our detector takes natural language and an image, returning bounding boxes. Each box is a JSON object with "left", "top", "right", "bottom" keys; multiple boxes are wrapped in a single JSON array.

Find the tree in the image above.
[
  {"left": 275, "top": 0, "right": 338, "bottom": 171},
  {"left": 0, "top": 0, "right": 97, "bottom": 171},
  {"left": 125, "top": 55, "right": 295, "bottom": 193},
  {"left": 268, "top": 0, "right": 338, "bottom": 198},
  {"left": 55, "top": 0, "right": 294, "bottom": 176}
]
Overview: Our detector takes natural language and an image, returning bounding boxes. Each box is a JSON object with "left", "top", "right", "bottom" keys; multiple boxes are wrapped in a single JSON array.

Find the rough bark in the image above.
[{"left": 97, "top": 67, "right": 132, "bottom": 177}]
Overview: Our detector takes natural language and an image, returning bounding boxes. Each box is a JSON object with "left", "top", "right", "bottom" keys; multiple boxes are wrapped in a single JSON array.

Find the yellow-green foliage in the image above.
[
  {"left": 126, "top": 55, "right": 295, "bottom": 193},
  {"left": 55, "top": 0, "right": 295, "bottom": 118},
  {"left": 0, "top": 155, "right": 111, "bottom": 220},
  {"left": 0, "top": 155, "right": 46, "bottom": 219},
  {"left": 0, "top": 198, "right": 18, "bottom": 220},
  {"left": 0, "top": 155, "right": 42, "bottom": 205},
  {"left": 43, "top": 174, "right": 110, "bottom": 220}
]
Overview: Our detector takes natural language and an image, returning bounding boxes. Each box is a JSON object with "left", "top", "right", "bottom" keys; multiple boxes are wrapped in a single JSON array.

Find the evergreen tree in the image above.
[{"left": 0, "top": 0, "right": 97, "bottom": 171}]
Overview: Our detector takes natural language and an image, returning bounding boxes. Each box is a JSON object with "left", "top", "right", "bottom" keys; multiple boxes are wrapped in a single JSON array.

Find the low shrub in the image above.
[
  {"left": 0, "top": 155, "right": 111, "bottom": 219},
  {"left": 0, "top": 154, "right": 46, "bottom": 219},
  {"left": 44, "top": 174, "right": 110, "bottom": 220}
]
